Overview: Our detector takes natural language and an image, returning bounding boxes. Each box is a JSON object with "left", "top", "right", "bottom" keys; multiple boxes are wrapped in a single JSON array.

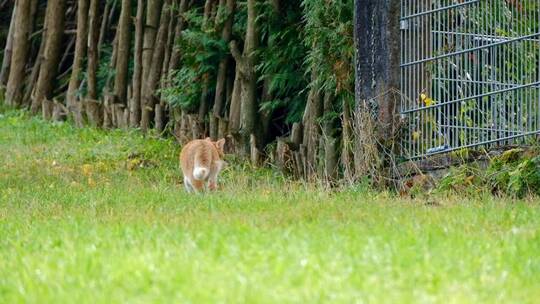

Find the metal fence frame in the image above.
[{"left": 400, "top": 0, "right": 540, "bottom": 159}]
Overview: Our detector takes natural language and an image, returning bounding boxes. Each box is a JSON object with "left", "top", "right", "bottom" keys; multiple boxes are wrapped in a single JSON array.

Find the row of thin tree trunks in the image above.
[
  {"left": 2, "top": 0, "right": 196, "bottom": 130},
  {"left": 0, "top": 0, "right": 376, "bottom": 185}
]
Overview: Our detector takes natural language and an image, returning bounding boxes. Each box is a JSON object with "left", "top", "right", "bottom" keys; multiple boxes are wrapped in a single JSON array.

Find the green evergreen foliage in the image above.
[
  {"left": 257, "top": 2, "right": 308, "bottom": 123},
  {"left": 163, "top": 0, "right": 355, "bottom": 127},
  {"left": 302, "top": 0, "right": 354, "bottom": 135},
  {"left": 302, "top": 0, "right": 354, "bottom": 95},
  {"left": 162, "top": 5, "right": 227, "bottom": 111}
]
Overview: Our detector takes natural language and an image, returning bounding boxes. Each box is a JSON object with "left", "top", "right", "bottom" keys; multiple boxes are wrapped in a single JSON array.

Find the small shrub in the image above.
[
  {"left": 487, "top": 148, "right": 540, "bottom": 198},
  {"left": 436, "top": 147, "right": 540, "bottom": 198},
  {"left": 505, "top": 156, "right": 540, "bottom": 198}
]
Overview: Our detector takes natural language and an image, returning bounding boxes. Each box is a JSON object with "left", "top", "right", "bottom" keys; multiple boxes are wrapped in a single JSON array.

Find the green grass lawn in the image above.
[{"left": 1, "top": 108, "right": 540, "bottom": 303}]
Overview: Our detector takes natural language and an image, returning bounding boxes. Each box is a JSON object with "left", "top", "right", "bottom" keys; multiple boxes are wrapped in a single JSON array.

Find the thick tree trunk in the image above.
[
  {"left": 30, "top": 0, "right": 66, "bottom": 118},
  {"left": 85, "top": 0, "right": 104, "bottom": 129},
  {"left": 141, "top": 0, "right": 164, "bottom": 84},
  {"left": 5, "top": 0, "right": 32, "bottom": 107},
  {"left": 112, "top": 0, "right": 132, "bottom": 127},
  {"left": 354, "top": 0, "right": 400, "bottom": 138},
  {"left": 229, "top": 0, "right": 258, "bottom": 156},
  {"left": 140, "top": 0, "right": 164, "bottom": 131},
  {"left": 0, "top": 5, "right": 16, "bottom": 89},
  {"left": 130, "top": 0, "right": 145, "bottom": 127},
  {"left": 354, "top": 0, "right": 400, "bottom": 178},
  {"left": 141, "top": 0, "right": 169, "bottom": 132},
  {"left": 240, "top": 0, "right": 258, "bottom": 155},
  {"left": 66, "top": 0, "right": 89, "bottom": 126},
  {"left": 114, "top": 0, "right": 131, "bottom": 105},
  {"left": 28, "top": 0, "right": 39, "bottom": 37}
]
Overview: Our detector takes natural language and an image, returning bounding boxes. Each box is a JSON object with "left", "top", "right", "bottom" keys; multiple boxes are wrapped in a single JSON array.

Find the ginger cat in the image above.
[{"left": 180, "top": 138, "right": 227, "bottom": 192}]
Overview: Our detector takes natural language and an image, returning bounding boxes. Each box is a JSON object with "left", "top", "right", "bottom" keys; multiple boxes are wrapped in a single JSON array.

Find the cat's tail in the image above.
[{"left": 193, "top": 167, "right": 209, "bottom": 181}]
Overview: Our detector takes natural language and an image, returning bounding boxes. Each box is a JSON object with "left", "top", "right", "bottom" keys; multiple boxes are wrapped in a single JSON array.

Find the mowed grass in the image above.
[{"left": 1, "top": 108, "right": 540, "bottom": 304}]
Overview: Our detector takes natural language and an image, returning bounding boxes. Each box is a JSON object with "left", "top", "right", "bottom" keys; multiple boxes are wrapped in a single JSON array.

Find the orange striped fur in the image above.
[{"left": 180, "top": 138, "right": 227, "bottom": 192}]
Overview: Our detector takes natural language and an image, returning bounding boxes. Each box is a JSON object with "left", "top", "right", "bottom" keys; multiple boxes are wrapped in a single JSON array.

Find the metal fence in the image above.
[{"left": 400, "top": 0, "right": 540, "bottom": 159}]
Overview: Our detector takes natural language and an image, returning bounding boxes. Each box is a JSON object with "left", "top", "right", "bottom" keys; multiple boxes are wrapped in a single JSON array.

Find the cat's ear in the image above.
[
  {"left": 204, "top": 137, "right": 212, "bottom": 142},
  {"left": 216, "top": 138, "right": 226, "bottom": 152}
]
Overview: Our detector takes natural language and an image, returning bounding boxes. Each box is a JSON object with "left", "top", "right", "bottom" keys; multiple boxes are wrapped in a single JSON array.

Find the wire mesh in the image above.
[{"left": 400, "top": 0, "right": 540, "bottom": 159}]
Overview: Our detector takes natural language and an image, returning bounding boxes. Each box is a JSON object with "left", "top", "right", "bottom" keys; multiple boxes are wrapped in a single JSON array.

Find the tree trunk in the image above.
[
  {"left": 103, "top": 31, "right": 118, "bottom": 128},
  {"left": 84, "top": 0, "right": 102, "bottom": 127},
  {"left": 196, "top": 0, "right": 216, "bottom": 137},
  {"left": 354, "top": 0, "right": 400, "bottom": 179},
  {"left": 203, "top": 0, "right": 215, "bottom": 23},
  {"left": 161, "top": 1, "right": 176, "bottom": 77},
  {"left": 113, "top": 0, "right": 132, "bottom": 127},
  {"left": 86, "top": 0, "right": 100, "bottom": 101},
  {"left": 140, "top": 0, "right": 164, "bottom": 131},
  {"left": 129, "top": 0, "right": 145, "bottom": 127},
  {"left": 66, "top": 0, "right": 89, "bottom": 126},
  {"left": 161, "top": 0, "right": 190, "bottom": 132},
  {"left": 229, "top": 0, "right": 258, "bottom": 156},
  {"left": 155, "top": 0, "right": 178, "bottom": 132},
  {"left": 141, "top": 0, "right": 164, "bottom": 84},
  {"left": 19, "top": 0, "right": 44, "bottom": 108},
  {"left": 28, "top": 0, "right": 39, "bottom": 37},
  {"left": 228, "top": 66, "right": 242, "bottom": 135},
  {"left": 5, "top": 0, "right": 32, "bottom": 107},
  {"left": 141, "top": 0, "right": 169, "bottom": 132},
  {"left": 240, "top": 0, "right": 258, "bottom": 155},
  {"left": 0, "top": 5, "right": 16, "bottom": 89},
  {"left": 30, "top": 0, "right": 66, "bottom": 118},
  {"left": 302, "top": 69, "right": 322, "bottom": 178},
  {"left": 322, "top": 92, "right": 338, "bottom": 183},
  {"left": 354, "top": 0, "right": 400, "bottom": 139},
  {"left": 210, "top": 0, "right": 236, "bottom": 139},
  {"left": 341, "top": 97, "right": 354, "bottom": 182}
]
